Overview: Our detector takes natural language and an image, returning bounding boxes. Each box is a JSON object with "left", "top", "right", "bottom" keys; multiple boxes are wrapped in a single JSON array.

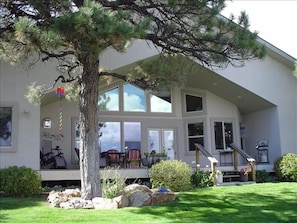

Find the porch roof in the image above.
[
  {"left": 111, "top": 55, "right": 275, "bottom": 115},
  {"left": 41, "top": 55, "right": 275, "bottom": 115}
]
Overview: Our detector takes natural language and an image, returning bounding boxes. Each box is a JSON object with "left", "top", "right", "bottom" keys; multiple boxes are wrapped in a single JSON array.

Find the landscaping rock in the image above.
[
  {"left": 151, "top": 191, "right": 175, "bottom": 205},
  {"left": 92, "top": 197, "right": 118, "bottom": 209},
  {"left": 124, "top": 184, "right": 152, "bottom": 195},
  {"left": 128, "top": 190, "right": 152, "bottom": 207},
  {"left": 113, "top": 192, "right": 129, "bottom": 208},
  {"left": 46, "top": 184, "right": 175, "bottom": 209}
]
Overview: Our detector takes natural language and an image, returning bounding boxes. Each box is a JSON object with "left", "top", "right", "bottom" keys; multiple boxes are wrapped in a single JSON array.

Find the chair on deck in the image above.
[
  {"left": 40, "top": 140, "right": 55, "bottom": 168},
  {"left": 126, "top": 149, "right": 141, "bottom": 168},
  {"left": 74, "top": 147, "right": 80, "bottom": 160},
  {"left": 107, "top": 149, "right": 122, "bottom": 166}
]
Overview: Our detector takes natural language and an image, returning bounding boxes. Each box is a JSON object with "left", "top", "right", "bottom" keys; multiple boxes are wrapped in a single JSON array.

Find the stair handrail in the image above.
[
  {"left": 229, "top": 143, "right": 256, "bottom": 181},
  {"left": 194, "top": 143, "right": 218, "bottom": 184}
]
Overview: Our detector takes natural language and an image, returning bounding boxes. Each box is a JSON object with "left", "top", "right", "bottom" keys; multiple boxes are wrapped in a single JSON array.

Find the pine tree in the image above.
[{"left": 0, "top": 0, "right": 265, "bottom": 199}]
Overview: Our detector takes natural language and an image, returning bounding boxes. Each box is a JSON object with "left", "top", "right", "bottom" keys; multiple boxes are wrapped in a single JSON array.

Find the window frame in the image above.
[
  {"left": 210, "top": 118, "right": 235, "bottom": 151},
  {"left": 99, "top": 82, "right": 174, "bottom": 116},
  {"left": 182, "top": 90, "right": 206, "bottom": 116},
  {"left": 0, "top": 102, "right": 18, "bottom": 152},
  {"left": 98, "top": 85, "right": 120, "bottom": 112},
  {"left": 185, "top": 119, "right": 206, "bottom": 154}
]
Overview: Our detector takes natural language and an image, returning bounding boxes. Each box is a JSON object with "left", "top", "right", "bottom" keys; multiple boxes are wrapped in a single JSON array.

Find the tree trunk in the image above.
[{"left": 78, "top": 55, "right": 101, "bottom": 200}]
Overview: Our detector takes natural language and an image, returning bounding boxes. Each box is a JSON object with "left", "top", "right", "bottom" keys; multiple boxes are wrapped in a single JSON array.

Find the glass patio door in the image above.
[{"left": 148, "top": 129, "right": 175, "bottom": 159}]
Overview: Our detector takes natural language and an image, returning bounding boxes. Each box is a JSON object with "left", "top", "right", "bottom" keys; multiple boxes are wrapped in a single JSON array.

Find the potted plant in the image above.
[
  {"left": 155, "top": 151, "right": 168, "bottom": 162},
  {"left": 240, "top": 164, "right": 250, "bottom": 182},
  {"left": 130, "top": 159, "right": 139, "bottom": 168}
]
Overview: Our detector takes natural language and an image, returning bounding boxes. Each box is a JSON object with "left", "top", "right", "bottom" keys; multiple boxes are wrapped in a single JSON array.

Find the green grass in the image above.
[{"left": 1, "top": 183, "right": 297, "bottom": 223}]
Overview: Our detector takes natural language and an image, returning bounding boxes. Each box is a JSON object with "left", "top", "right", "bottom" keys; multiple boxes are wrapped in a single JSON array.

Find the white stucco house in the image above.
[{"left": 0, "top": 36, "right": 296, "bottom": 182}]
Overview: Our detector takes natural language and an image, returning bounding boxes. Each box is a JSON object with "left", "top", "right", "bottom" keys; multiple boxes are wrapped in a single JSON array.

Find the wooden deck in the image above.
[
  {"left": 38, "top": 164, "right": 273, "bottom": 183},
  {"left": 39, "top": 168, "right": 150, "bottom": 181}
]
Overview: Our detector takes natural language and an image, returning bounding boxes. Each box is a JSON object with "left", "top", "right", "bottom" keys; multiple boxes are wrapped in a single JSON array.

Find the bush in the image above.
[
  {"left": 191, "top": 170, "right": 214, "bottom": 188},
  {"left": 274, "top": 153, "right": 297, "bottom": 182},
  {"left": 0, "top": 166, "right": 42, "bottom": 196},
  {"left": 150, "top": 160, "right": 192, "bottom": 192},
  {"left": 101, "top": 166, "right": 126, "bottom": 199},
  {"left": 256, "top": 170, "right": 270, "bottom": 183}
]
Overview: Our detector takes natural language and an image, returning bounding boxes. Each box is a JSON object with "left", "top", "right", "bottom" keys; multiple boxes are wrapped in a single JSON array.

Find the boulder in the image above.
[
  {"left": 47, "top": 191, "right": 69, "bottom": 207},
  {"left": 92, "top": 197, "right": 118, "bottom": 209},
  {"left": 151, "top": 191, "right": 175, "bottom": 205},
  {"left": 128, "top": 190, "right": 152, "bottom": 207},
  {"left": 113, "top": 192, "right": 129, "bottom": 208},
  {"left": 124, "top": 184, "right": 153, "bottom": 195},
  {"left": 60, "top": 198, "right": 94, "bottom": 209}
]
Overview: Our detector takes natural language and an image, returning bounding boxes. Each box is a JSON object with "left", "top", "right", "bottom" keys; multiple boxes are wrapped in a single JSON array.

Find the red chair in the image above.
[
  {"left": 107, "top": 149, "right": 122, "bottom": 166},
  {"left": 126, "top": 149, "right": 141, "bottom": 168}
]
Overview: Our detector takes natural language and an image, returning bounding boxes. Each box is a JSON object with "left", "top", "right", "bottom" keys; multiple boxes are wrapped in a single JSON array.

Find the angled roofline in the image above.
[{"left": 257, "top": 37, "right": 296, "bottom": 69}]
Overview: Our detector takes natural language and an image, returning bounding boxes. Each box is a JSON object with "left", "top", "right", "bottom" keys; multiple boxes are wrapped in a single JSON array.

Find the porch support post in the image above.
[
  {"left": 233, "top": 151, "right": 238, "bottom": 171},
  {"left": 195, "top": 148, "right": 200, "bottom": 167},
  {"left": 250, "top": 162, "right": 256, "bottom": 182},
  {"left": 211, "top": 161, "right": 217, "bottom": 185}
]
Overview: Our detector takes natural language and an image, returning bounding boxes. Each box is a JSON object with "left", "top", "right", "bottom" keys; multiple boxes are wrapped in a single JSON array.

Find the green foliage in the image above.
[
  {"left": 54, "top": 1, "right": 150, "bottom": 56},
  {"left": 256, "top": 170, "right": 270, "bottom": 183},
  {"left": 24, "top": 82, "right": 45, "bottom": 105},
  {"left": 150, "top": 160, "right": 192, "bottom": 192},
  {"left": 101, "top": 167, "right": 126, "bottom": 199},
  {"left": 0, "top": 166, "right": 42, "bottom": 197},
  {"left": 274, "top": 153, "right": 297, "bottom": 182},
  {"left": 190, "top": 170, "right": 214, "bottom": 188}
]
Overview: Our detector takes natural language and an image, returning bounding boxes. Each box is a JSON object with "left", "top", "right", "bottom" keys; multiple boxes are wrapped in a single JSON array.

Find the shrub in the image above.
[
  {"left": 191, "top": 170, "right": 214, "bottom": 188},
  {"left": 101, "top": 166, "right": 126, "bottom": 199},
  {"left": 274, "top": 153, "right": 297, "bottom": 182},
  {"left": 256, "top": 170, "right": 270, "bottom": 183},
  {"left": 150, "top": 160, "right": 192, "bottom": 192},
  {"left": 0, "top": 166, "right": 42, "bottom": 196}
]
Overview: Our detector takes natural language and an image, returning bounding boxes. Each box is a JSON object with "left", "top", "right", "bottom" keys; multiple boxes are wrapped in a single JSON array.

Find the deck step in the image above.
[
  {"left": 222, "top": 171, "right": 241, "bottom": 182},
  {"left": 223, "top": 174, "right": 240, "bottom": 178}
]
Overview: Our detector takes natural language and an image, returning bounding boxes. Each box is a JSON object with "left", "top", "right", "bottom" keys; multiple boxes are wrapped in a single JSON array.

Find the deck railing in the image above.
[
  {"left": 194, "top": 143, "right": 218, "bottom": 185},
  {"left": 229, "top": 143, "right": 256, "bottom": 182}
]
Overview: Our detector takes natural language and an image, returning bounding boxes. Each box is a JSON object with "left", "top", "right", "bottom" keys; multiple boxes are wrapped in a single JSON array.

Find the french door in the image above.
[{"left": 148, "top": 128, "right": 175, "bottom": 159}]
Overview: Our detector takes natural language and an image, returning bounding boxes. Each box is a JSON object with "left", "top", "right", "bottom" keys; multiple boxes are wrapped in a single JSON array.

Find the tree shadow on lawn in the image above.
[{"left": 127, "top": 187, "right": 297, "bottom": 223}]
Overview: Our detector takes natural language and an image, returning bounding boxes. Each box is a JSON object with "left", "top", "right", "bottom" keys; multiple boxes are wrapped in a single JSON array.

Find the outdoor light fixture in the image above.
[{"left": 43, "top": 118, "right": 52, "bottom": 128}]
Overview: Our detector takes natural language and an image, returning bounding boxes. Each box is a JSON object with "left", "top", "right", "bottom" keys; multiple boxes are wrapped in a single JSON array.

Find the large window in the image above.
[
  {"left": 187, "top": 122, "right": 204, "bottom": 151},
  {"left": 99, "top": 87, "right": 119, "bottom": 111},
  {"left": 150, "top": 89, "right": 172, "bottom": 113},
  {"left": 0, "top": 103, "right": 17, "bottom": 152},
  {"left": 124, "top": 84, "right": 146, "bottom": 112},
  {"left": 124, "top": 122, "right": 141, "bottom": 149},
  {"left": 99, "top": 122, "right": 121, "bottom": 152},
  {"left": 73, "top": 119, "right": 142, "bottom": 153},
  {"left": 214, "top": 121, "right": 233, "bottom": 150},
  {"left": 99, "top": 83, "right": 172, "bottom": 114}
]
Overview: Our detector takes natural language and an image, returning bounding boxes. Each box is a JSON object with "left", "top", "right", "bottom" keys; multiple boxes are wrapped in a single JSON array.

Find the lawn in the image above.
[{"left": 0, "top": 182, "right": 296, "bottom": 223}]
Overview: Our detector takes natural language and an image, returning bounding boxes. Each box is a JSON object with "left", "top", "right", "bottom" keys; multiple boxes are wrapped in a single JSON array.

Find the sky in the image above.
[{"left": 222, "top": 0, "right": 297, "bottom": 59}]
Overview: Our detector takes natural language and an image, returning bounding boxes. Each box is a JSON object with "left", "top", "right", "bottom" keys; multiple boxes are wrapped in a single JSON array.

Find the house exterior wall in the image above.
[
  {"left": 40, "top": 86, "right": 242, "bottom": 169},
  {"left": 219, "top": 52, "right": 297, "bottom": 156},
  {"left": 1, "top": 40, "right": 296, "bottom": 173},
  {"left": 0, "top": 60, "right": 60, "bottom": 170},
  {"left": 242, "top": 107, "right": 281, "bottom": 162}
]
